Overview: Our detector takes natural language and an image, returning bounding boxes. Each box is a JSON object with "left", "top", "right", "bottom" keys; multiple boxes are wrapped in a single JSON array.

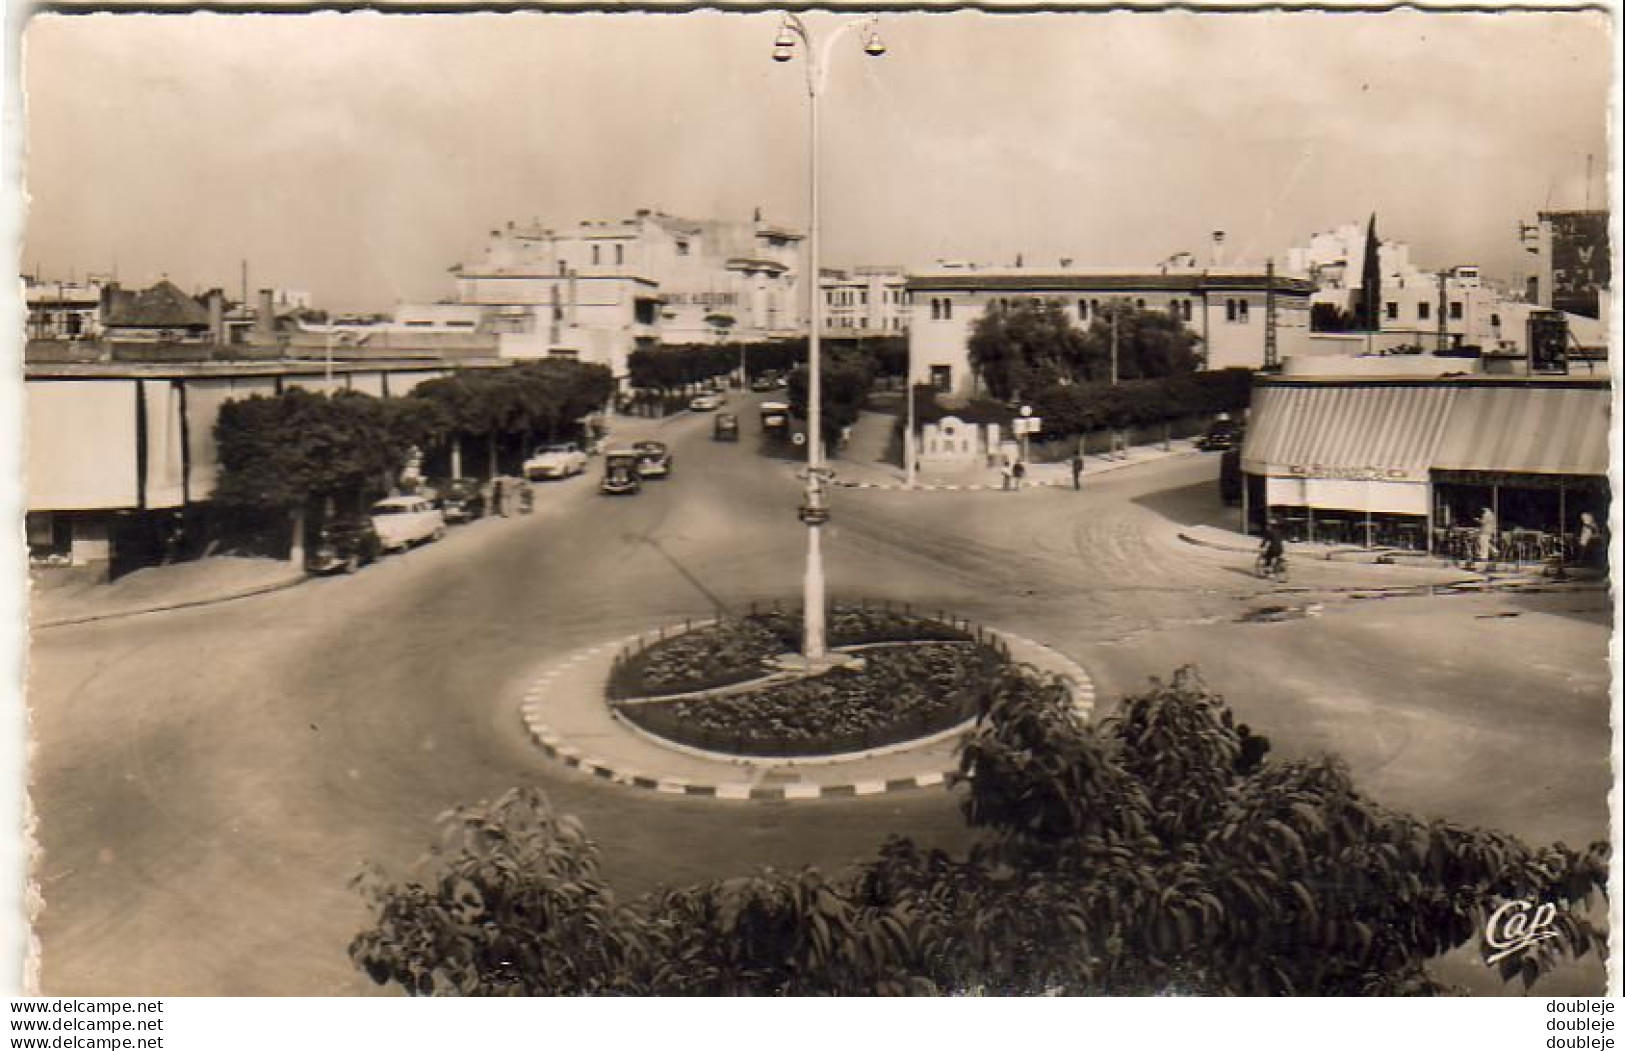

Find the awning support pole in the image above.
[
  {"left": 1426, "top": 480, "right": 1435, "bottom": 556},
  {"left": 1241, "top": 473, "right": 1249, "bottom": 536}
]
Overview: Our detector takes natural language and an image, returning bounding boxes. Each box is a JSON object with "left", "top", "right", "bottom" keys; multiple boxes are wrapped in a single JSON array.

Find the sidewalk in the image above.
[
  {"left": 1178, "top": 522, "right": 1609, "bottom": 587},
  {"left": 519, "top": 623, "right": 1098, "bottom": 801},
  {"left": 31, "top": 556, "right": 307, "bottom": 629},
  {"left": 828, "top": 410, "right": 1202, "bottom": 491}
]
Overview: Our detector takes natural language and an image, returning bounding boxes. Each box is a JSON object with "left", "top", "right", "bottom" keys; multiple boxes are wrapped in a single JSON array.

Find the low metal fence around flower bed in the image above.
[
  {"left": 605, "top": 599, "right": 988, "bottom": 702},
  {"left": 612, "top": 636, "right": 1010, "bottom": 759}
]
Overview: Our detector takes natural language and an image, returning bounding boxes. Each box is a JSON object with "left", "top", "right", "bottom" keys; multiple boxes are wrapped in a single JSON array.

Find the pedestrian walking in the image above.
[
  {"left": 1070, "top": 452, "right": 1084, "bottom": 490},
  {"left": 1001, "top": 459, "right": 1014, "bottom": 492},
  {"left": 493, "top": 476, "right": 509, "bottom": 518},
  {"left": 1578, "top": 511, "right": 1603, "bottom": 568},
  {"left": 1012, "top": 460, "right": 1027, "bottom": 491}
]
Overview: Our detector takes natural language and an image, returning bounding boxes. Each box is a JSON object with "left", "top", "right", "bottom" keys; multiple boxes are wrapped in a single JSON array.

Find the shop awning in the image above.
[
  {"left": 1432, "top": 386, "right": 1610, "bottom": 477},
  {"left": 1242, "top": 383, "right": 1458, "bottom": 483}
]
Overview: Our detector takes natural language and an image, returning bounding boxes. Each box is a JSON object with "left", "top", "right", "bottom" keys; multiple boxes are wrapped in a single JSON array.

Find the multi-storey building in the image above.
[
  {"left": 905, "top": 265, "right": 1313, "bottom": 399},
  {"left": 447, "top": 209, "right": 807, "bottom": 380},
  {"left": 819, "top": 266, "right": 909, "bottom": 337},
  {"left": 1287, "top": 218, "right": 1609, "bottom": 358},
  {"left": 24, "top": 277, "right": 106, "bottom": 341}
]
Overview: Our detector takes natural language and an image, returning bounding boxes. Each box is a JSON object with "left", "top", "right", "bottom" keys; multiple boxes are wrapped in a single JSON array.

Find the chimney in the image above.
[
  {"left": 255, "top": 288, "right": 276, "bottom": 343},
  {"left": 207, "top": 288, "right": 225, "bottom": 344}
]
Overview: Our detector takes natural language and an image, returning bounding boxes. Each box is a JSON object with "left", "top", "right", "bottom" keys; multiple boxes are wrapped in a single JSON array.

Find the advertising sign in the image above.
[
  {"left": 1545, "top": 210, "right": 1608, "bottom": 319},
  {"left": 1527, "top": 310, "right": 1569, "bottom": 375}
]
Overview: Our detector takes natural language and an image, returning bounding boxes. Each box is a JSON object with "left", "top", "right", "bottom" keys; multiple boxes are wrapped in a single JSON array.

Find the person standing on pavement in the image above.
[
  {"left": 1070, "top": 451, "right": 1084, "bottom": 490},
  {"left": 1012, "top": 460, "right": 1027, "bottom": 491},
  {"left": 1474, "top": 505, "right": 1497, "bottom": 570},
  {"left": 1001, "top": 459, "right": 1014, "bottom": 492}
]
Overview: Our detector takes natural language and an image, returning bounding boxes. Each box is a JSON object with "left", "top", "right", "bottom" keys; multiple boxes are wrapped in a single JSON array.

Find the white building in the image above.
[
  {"left": 447, "top": 209, "right": 808, "bottom": 380},
  {"left": 820, "top": 266, "right": 909, "bottom": 337},
  {"left": 1288, "top": 218, "right": 1608, "bottom": 359},
  {"left": 905, "top": 266, "right": 1313, "bottom": 399}
]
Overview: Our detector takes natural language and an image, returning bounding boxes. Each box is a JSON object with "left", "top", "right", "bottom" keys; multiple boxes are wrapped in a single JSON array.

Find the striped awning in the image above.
[
  {"left": 1242, "top": 384, "right": 1458, "bottom": 483},
  {"left": 1432, "top": 385, "right": 1610, "bottom": 476}
]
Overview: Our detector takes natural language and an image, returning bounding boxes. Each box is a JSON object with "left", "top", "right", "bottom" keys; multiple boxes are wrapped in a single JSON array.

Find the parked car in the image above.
[
  {"left": 601, "top": 450, "right": 643, "bottom": 495},
  {"left": 1196, "top": 419, "right": 1244, "bottom": 452},
  {"left": 524, "top": 441, "right": 589, "bottom": 481},
  {"left": 749, "top": 373, "right": 781, "bottom": 392},
  {"left": 370, "top": 495, "right": 447, "bottom": 551},
  {"left": 633, "top": 440, "right": 674, "bottom": 477},
  {"left": 713, "top": 412, "right": 740, "bottom": 441},
  {"left": 688, "top": 392, "right": 726, "bottom": 412},
  {"left": 435, "top": 478, "right": 486, "bottom": 523},
  {"left": 306, "top": 515, "right": 382, "bottom": 575}
]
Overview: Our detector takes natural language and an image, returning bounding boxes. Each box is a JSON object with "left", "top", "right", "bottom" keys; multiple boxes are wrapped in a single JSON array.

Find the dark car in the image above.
[
  {"left": 1196, "top": 419, "right": 1244, "bottom": 452},
  {"left": 749, "top": 374, "right": 780, "bottom": 392},
  {"left": 307, "top": 515, "right": 383, "bottom": 574},
  {"left": 713, "top": 412, "right": 740, "bottom": 441},
  {"left": 633, "top": 440, "right": 674, "bottom": 478},
  {"left": 601, "top": 450, "right": 643, "bottom": 495},
  {"left": 436, "top": 478, "right": 487, "bottom": 523}
]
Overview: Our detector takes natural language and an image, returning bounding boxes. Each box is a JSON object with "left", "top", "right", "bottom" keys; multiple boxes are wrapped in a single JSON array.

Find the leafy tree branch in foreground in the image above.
[{"left": 351, "top": 666, "right": 1607, "bottom": 995}]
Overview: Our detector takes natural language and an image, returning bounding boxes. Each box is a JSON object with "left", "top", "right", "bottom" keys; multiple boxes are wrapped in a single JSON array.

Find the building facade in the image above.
[
  {"left": 905, "top": 267, "right": 1314, "bottom": 398},
  {"left": 24, "top": 360, "right": 500, "bottom": 578},
  {"left": 448, "top": 209, "right": 808, "bottom": 379},
  {"left": 1288, "top": 217, "right": 1610, "bottom": 358},
  {"left": 820, "top": 266, "right": 909, "bottom": 336},
  {"left": 1239, "top": 371, "right": 1610, "bottom": 556}
]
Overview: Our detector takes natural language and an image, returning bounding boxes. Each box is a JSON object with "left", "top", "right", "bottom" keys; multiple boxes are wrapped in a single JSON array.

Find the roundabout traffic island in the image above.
[{"left": 606, "top": 603, "right": 1012, "bottom": 760}]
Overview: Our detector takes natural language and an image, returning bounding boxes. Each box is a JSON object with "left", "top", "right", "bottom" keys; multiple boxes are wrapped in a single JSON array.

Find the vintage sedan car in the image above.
[
  {"left": 306, "top": 515, "right": 383, "bottom": 574},
  {"left": 369, "top": 495, "right": 447, "bottom": 551},
  {"left": 523, "top": 442, "right": 590, "bottom": 481},
  {"left": 435, "top": 478, "right": 487, "bottom": 523},
  {"left": 633, "top": 440, "right": 674, "bottom": 477},
  {"left": 688, "top": 392, "right": 726, "bottom": 412},
  {"left": 1196, "top": 420, "right": 1245, "bottom": 452},
  {"left": 713, "top": 412, "right": 740, "bottom": 441},
  {"left": 749, "top": 373, "right": 781, "bottom": 392},
  {"left": 601, "top": 450, "right": 643, "bottom": 495}
]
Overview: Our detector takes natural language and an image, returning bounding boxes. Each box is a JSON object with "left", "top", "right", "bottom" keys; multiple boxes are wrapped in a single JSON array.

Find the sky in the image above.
[{"left": 16, "top": 10, "right": 1615, "bottom": 312}]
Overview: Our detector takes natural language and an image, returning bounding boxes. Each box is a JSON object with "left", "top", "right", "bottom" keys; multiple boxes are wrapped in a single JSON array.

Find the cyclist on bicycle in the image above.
[{"left": 1259, "top": 517, "right": 1286, "bottom": 578}]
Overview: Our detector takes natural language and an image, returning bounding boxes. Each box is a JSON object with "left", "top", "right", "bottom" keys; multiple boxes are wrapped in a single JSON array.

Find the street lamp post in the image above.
[{"left": 774, "top": 13, "right": 886, "bottom": 665}]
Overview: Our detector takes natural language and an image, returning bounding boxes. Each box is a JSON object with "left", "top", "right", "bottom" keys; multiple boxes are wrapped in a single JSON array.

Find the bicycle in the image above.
[{"left": 1254, "top": 550, "right": 1288, "bottom": 583}]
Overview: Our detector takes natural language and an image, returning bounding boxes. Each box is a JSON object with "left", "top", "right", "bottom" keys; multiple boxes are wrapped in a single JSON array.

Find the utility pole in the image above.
[
  {"left": 1436, "top": 270, "right": 1449, "bottom": 353},
  {"left": 1264, "top": 258, "right": 1278, "bottom": 370}
]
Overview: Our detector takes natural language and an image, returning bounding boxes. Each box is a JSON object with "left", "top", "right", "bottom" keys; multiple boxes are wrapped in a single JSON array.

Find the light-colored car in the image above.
[
  {"left": 369, "top": 495, "right": 446, "bottom": 551},
  {"left": 523, "top": 442, "right": 589, "bottom": 481},
  {"left": 633, "top": 440, "right": 673, "bottom": 477},
  {"left": 688, "top": 392, "right": 725, "bottom": 412}
]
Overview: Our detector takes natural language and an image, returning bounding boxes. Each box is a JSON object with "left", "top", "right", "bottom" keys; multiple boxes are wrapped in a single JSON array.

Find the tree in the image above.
[
  {"left": 967, "top": 298, "right": 1095, "bottom": 401},
  {"left": 412, "top": 361, "right": 612, "bottom": 476},
  {"left": 213, "top": 388, "right": 419, "bottom": 559},
  {"left": 1311, "top": 302, "right": 1359, "bottom": 333},
  {"left": 352, "top": 665, "right": 1608, "bottom": 996},
  {"left": 1359, "top": 212, "right": 1383, "bottom": 332},
  {"left": 1080, "top": 302, "right": 1202, "bottom": 382},
  {"left": 785, "top": 347, "right": 877, "bottom": 447}
]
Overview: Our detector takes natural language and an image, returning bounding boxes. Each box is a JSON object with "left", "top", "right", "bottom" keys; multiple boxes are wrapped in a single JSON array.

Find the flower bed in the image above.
[
  {"left": 607, "top": 604, "right": 976, "bottom": 700},
  {"left": 618, "top": 641, "right": 1003, "bottom": 758}
]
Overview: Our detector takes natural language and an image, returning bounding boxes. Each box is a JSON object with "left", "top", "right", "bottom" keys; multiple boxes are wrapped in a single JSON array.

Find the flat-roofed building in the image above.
[{"left": 905, "top": 266, "right": 1313, "bottom": 399}]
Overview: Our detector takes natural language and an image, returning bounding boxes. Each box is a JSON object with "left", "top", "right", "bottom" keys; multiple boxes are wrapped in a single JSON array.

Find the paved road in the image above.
[{"left": 28, "top": 398, "right": 1612, "bottom": 994}]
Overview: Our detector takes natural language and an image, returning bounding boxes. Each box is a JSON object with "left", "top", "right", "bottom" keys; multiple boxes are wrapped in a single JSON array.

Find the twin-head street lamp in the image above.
[{"left": 771, "top": 13, "right": 886, "bottom": 666}]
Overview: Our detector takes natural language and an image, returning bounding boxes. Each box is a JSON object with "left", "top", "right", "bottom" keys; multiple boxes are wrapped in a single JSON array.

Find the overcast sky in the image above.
[{"left": 19, "top": 10, "right": 1614, "bottom": 311}]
